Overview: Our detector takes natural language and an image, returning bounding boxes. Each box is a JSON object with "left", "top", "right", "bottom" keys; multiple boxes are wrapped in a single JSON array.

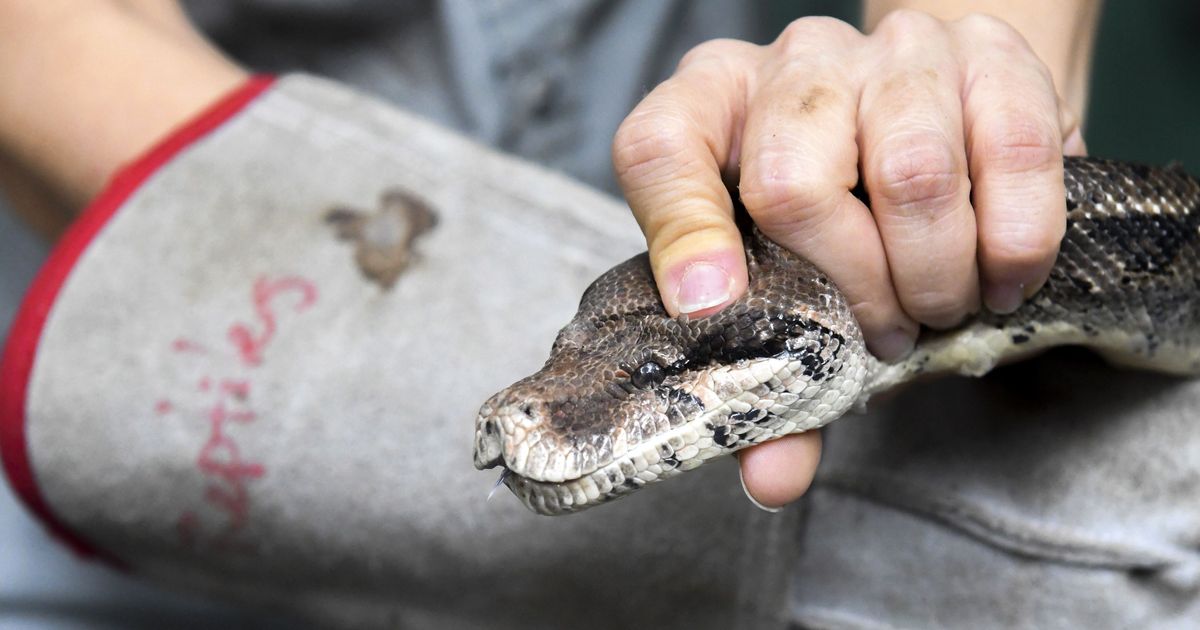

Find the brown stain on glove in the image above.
[{"left": 325, "top": 189, "right": 437, "bottom": 289}]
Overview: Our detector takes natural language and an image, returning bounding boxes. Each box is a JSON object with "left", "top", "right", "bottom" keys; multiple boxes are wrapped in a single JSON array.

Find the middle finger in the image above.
[{"left": 860, "top": 12, "right": 979, "bottom": 329}]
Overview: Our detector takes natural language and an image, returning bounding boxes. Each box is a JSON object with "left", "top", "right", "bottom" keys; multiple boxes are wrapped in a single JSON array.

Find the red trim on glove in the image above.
[{"left": 0, "top": 75, "right": 277, "bottom": 565}]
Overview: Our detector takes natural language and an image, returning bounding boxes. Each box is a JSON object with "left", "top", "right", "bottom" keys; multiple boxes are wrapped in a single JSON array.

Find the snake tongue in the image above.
[{"left": 486, "top": 469, "right": 512, "bottom": 500}]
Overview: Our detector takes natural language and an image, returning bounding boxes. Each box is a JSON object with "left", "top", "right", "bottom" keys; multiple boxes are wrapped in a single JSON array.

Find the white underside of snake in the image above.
[{"left": 474, "top": 156, "right": 1200, "bottom": 515}]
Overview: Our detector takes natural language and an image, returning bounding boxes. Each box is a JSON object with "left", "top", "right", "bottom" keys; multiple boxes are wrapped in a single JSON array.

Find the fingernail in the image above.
[
  {"left": 871, "top": 328, "right": 916, "bottom": 362},
  {"left": 675, "top": 262, "right": 733, "bottom": 314},
  {"left": 985, "top": 283, "right": 1024, "bottom": 314},
  {"left": 739, "top": 466, "right": 781, "bottom": 514}
]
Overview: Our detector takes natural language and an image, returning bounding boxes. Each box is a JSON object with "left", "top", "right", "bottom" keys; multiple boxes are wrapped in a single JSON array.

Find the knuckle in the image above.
[
  {"left": 981, "top": 219, "right": 1064, "bottom": 271},
  {"left": 956, "top": 13, "right": 1030, "bottom": 54},
  {"left": 902, "top": 288, "right": 972, "bottom": 327},
  {"left": 612, "top": 110, "right": 697, "bottom": 182},
  {"left": 957, "top": 12, "right": 1017, "bottom": 39},
  {"left": 738, "top": 166, "right": 836, "bottom": 229},
  {"left": 975, "top": 114, "right": 1060, "bottom": 175},
  {"left": 776, "top": 16, "right": 860, "bottom": 55},
  {"left": 678, "top": 38, "right": 753, "bottom": 70},
  {"left": 637, "top": 185, "right": 711, "bottom": 236},
  {"left": 874, "top": 8, "right": 941, "bottom": 37},
  {"left": 871, "top": 139, "right": 965, "bottom": 212},
  {"left": 648, "top": 218, "right": 735, "bottom": 264}
]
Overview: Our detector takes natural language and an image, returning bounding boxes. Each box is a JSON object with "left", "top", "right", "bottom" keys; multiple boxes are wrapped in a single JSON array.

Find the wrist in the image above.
[
  {"left": 863, "top": 0, "right": 1099, "bottom": 120},
  {"left": 0, "top": 1, "right": 246, "bottom": 208}
]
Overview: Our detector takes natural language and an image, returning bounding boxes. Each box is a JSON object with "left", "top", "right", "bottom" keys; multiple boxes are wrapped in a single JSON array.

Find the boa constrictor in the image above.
[{"left": 475, "top": 157, "right": 1200, "bottom": 515}]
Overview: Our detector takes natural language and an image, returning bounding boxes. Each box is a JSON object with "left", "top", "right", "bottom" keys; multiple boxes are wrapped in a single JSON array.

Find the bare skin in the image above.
[
  {"left": 0, "top": 1, "right": 246, "bottom": 236},
  {"left": 0, "top": 1, "right": 1100, "bottom": 512},
  {"left": 613, "top": 1, "right": 1099, "bottom": 509}
]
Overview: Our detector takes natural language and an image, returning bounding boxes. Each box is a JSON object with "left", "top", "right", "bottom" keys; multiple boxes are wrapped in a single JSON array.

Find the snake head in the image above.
[
  {"left": 475, "top": 239, "right": 867, "bottom": 514},
  {"left": 474, "top": 322, "right": 693, "bottom": 479}
]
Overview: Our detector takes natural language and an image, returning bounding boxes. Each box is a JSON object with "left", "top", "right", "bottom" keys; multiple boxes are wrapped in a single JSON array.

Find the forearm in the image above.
[
  {"left": 863, "top": 0, "right": 1100, "bottom": 119},
  {"left": 0, "top": 1, "right": 246, "bottom": 211}
]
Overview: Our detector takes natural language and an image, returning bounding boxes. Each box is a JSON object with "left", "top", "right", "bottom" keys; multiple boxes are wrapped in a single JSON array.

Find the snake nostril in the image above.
[
  {"left": 474, "top": 421, "right": 504, "bottom": 470},
  {"left": 520, "top": 403, "right": 534, "bottom": 418}
]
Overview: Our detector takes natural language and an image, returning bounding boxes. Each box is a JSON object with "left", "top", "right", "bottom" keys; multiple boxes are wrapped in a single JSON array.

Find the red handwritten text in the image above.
[
  {"left": 166, "top": 275, "right": 318, "bottom": 551},
  {"left": 227, "top": 277, "right": 318, "bottom": 367}
]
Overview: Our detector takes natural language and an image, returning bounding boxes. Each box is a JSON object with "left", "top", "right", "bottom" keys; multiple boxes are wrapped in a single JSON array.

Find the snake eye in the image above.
[{"left": 631, "top": 361, "right": 665, "bottom": 389}]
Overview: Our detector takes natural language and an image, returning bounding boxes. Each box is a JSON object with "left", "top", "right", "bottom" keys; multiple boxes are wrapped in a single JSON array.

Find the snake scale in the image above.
[{"left": 474, "top": 156, "right": 1200, "bottom": 515}]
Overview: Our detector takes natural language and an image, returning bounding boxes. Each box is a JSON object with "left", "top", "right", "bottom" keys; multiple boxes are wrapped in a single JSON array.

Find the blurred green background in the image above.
[
  {"left": 1089, "top": 0, "right": 1200, "bottom": 176},
  {"left": 771, "top": 1, "right": 1200, "bottom": 177}
]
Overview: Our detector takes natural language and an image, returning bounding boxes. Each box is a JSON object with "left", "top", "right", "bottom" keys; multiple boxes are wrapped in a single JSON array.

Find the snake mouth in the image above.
[
  {"left": 496, "top": 452, "right": 680, "bottom": 516},
  {"left": 500, "top": 467, "right": 642, "bottom": 515},
  {"left": 485, "top": 403, "right": 748, "bottom": 515}
]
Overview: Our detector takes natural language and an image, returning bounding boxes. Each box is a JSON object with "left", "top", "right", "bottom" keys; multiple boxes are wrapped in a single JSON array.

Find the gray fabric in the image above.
[
  {"left": 0, "top": 211, "right": 285, "bottom": 628},
  {"left": 183, "top": 0, "right": 772, "bottom": 193},
  {"left": 794, "top": 350, "right": 1200, "bottom": 629},
  {"left": 25, "top": 75, "right": 797, "bottom": 630}
]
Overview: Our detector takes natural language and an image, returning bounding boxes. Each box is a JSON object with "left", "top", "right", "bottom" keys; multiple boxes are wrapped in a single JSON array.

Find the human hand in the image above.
[{"left": 612, "top": 11, "right": 1087, "bottom": 509}]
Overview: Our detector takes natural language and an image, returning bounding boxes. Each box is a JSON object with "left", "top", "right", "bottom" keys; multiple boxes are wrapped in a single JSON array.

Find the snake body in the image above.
[{"left": 474, "top": 156, "right": 1200, "bottom": 515}]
